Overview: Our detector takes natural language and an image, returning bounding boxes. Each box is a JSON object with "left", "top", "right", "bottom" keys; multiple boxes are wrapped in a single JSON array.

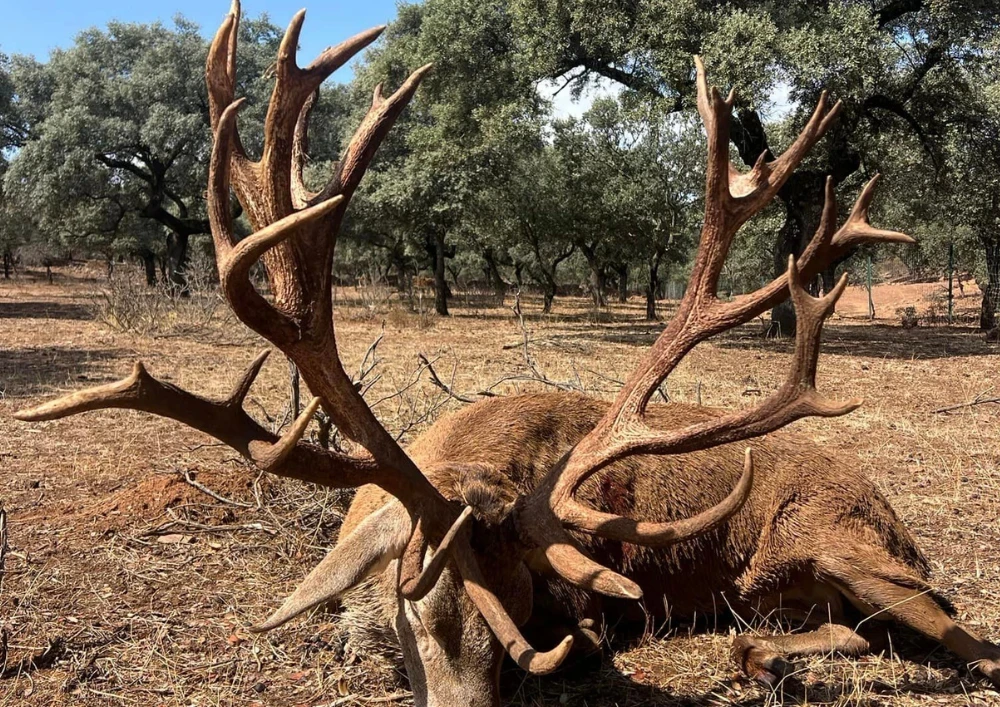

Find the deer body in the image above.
[{"left": 342, "top": 393, "right": 950, "bottom": 698}]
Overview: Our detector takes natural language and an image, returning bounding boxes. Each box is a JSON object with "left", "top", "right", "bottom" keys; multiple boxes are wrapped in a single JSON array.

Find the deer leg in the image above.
[
  {"left": 824, "top": 559, "right": 1000, "bottom": 687},
  {"left": 732, "top": 623, "right": 870, "bottom": 686}
]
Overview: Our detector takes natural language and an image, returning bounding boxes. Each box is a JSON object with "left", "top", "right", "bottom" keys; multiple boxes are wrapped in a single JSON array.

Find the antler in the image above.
[
  {"left": 13, "top": 352, "right": 372, "bottom": 485},
  {"left": 516, "top": 57, "right": 914, "bottom": 599},
  {"left": 17, "top": 3, "right": 573, "bottom": 676}
]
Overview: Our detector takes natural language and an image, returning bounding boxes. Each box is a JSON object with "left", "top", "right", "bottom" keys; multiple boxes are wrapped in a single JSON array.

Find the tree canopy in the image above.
[{"left": 2, "top": 0, "right": 999, "bottom": 328}]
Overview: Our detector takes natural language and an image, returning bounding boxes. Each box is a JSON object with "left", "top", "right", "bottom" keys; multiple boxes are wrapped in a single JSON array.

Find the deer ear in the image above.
[{"left": 252, "top": 500, "right": 411, "bottom": 631}]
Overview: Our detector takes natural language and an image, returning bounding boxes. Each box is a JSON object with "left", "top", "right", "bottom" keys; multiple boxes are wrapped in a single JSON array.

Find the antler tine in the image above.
[
  {"left": 207, "top": 98, "right": 246, "bottom": 256},
  {"left": 206, "top": 3, "right": 248, "bottom": 163},
  {"left": 219, "top": 194, "right": 344, "bottom": 294},
  {"left": 559, "top": 449, "right": 754, "bottom": 544},
  {"left": 227, "top": 350, "right": 271, "bottom": 408},
  {"left": 451, "top": 536, "right": 574, "bottom": 675},
  {"left": 250, "top": 396, "right": 323, "bottom": 472},
  {"left": 253, "top": 500, "right": 410, "bottom": 632},
  {"left": 693, "top": 56, "right": 735, "bottom": 202},
  {"left": 227, "top": 0, "right": 240, "bottom": 82},
  {"left": 720, "top": 175, "right": 914, "bottom": 330},
  {"left": 316, "top": 63, "right": 433, "bottom": 205},
  {"left": 206, "top": 8, "right": 236, "bottom": 127},
  {"left": 513, "top": 509, "right": 643, "bottom": 599},
  {"left": 833, "top": 174, "right": 916, "bottom": 250},
  {"left": 304, "top": 24, "right": 387, "bottom": 82},
  {"left": 292, "top": 91, "right": 319, "bottom": 208},
  {"left": 261, "top": 14, "right": 385, "bottom": 214},
  {"left": 729, "top": 92, "right": 842, "bottom": 220},
  {"left": 14, "top": 356, "right": 379, "bottom": 488},
  {"left": 784, "top": 258, "right": 863, "bottom": 418},
  {"left": 207, "top": 96, "right": 301, "bottom": 343},
  {"left": 400, "top": 507, "right": 474, "bottom": 601}
]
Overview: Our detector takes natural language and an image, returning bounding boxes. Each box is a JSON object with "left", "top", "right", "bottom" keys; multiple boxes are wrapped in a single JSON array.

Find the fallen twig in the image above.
[
  {"left": 0, "top": 637, "right": 65, "bottom": 679},
  {"left": 932, "top": 391, "right": 1000, "bottom": 414},
  {"left": 0, "top": 506, "right": 7, "bottom": 592},
  {"left": 357, "top": 325, "right": 386, "bottom": 394},
  {"left": 505, "top": 290, "right": 581, "bottom": 393},
  {"left": 182, "top": 470, "right": 252, "bottom": 508},
  {"left": 0, "top": 509, "right": 7, "bottom": 675},
  {"left": 418, "top": 353, "right": 475, "bottom": 404},
  {"left": 141, "top": 516, "right": 276, "bottom": 538},
  {"left": 321, "top": 691, "right": 411, "bottom": 706}
]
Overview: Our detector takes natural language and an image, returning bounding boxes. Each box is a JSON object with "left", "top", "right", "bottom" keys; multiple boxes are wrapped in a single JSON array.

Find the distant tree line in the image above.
[{"left": 1, "top": 1, "right": 999, "bottom": 330}]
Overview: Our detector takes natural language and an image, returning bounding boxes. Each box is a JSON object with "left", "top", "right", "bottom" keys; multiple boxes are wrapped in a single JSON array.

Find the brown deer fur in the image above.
[{"left": 339, "top": 393, "right": 1000, "bottom": 703}]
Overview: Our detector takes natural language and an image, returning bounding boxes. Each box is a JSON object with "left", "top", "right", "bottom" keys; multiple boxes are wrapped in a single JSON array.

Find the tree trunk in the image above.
[
  {"left": 590, "top": 266, "right": 607, "bottom": 307},
  {"left": 645, "top": 250, "right": 663, "bottom": 321},
  {"left": 165, "top": 232, "right": 190, "bottom": 296},
  {"left": 578, "top": 243, "right": 607, "bottom": 308},
  {"left": 433, "top": 231, "right": 449, "bottom": 316},
  {"left": 542, "top": 275, "right": 556, "bottom": 314},
  {"left": 616, "top": 262, "right": 629, "bottom": 303},
  {"left": 765, "top": 178, "right": 828, "bottom": 337},
  {"left": 820, "top": 266, "right": 836, "bottom": 296},
  {"left": 3, "top": 251, "right": 11, "bottom": 279},
  {"left": 482, "top": 247, "right": 506, "bottom": 297},
  {"left": 139, "top": 250, "right": 157, "bottom": 286},
  {"left": 980, "top": 238, "right": 1000, "bottom": 331},
  {"left": 513, "top": 261, "right": 524, "bottom": 289}
]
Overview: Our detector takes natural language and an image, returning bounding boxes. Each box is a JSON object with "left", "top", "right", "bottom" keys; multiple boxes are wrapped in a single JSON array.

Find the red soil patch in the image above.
[{"left": 20, "top": 467, "right": 265, "bottom": 532}]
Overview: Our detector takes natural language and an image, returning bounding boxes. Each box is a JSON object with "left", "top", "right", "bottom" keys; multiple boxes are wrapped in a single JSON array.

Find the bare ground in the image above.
[{"left": 1, "top": 266, "right": 999, "bottom": 706}]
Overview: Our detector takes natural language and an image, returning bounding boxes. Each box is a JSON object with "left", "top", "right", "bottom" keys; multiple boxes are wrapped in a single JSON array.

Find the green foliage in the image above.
[
  {"left": 1, "top": 0, "right": 998, "bottom": 328},
  {"left": 1, "top": 15, "right": 284, "bottom": 279}
]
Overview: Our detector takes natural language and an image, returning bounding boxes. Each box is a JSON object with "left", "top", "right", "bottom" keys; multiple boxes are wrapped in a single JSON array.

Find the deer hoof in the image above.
[{"left": 731, "top": 636, "right": 796, "bottom": 687}]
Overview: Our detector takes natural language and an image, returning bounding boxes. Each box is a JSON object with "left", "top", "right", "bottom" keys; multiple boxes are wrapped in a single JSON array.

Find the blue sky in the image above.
[{"left": 1, "top": 0, "right": 402, "bottom": 64}]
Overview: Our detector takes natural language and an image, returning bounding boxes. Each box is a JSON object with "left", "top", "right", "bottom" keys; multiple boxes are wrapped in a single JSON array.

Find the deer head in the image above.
[{"left": 15, "top": 5, "right": 913, "bottom": 706}]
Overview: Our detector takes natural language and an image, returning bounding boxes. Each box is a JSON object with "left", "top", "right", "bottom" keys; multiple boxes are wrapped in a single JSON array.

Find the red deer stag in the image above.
[{"left": 15, "top": 4, "right": 1000, "bottom": 705}]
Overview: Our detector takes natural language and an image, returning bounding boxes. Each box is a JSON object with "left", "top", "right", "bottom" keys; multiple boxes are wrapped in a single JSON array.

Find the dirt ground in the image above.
[{"left": 1, "top": 265, "right": 999, "bottom": 706}]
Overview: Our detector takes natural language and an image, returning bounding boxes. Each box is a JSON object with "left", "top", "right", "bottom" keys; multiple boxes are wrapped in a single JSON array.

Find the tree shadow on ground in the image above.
[
  {"left": 0, "top": 300, "right": 93, "bottom": 321},
  {"left": 530, "top": 320, "right": 997, "bottom": 361},
  {"left": 718, "top": 323, "right": 996, "bottom": 361},
  {"left": 0, "top": 347, "right": 125, "bottom": 397}
]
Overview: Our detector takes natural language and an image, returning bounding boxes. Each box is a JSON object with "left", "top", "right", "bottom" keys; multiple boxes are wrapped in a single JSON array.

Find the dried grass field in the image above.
[{"left": 1, "top": 265, "right": 999, "bottom": 706}]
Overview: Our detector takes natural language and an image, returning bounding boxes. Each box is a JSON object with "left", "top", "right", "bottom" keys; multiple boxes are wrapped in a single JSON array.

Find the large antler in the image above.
[
  {"left": 16, "top": 2, "right": 570, "bottom": 676},
  {"left": 14, "top": 352, "right": 372, "bottom": 485},
  {"left": 516, "top": 57, "right": 914, "bottom": 599}
]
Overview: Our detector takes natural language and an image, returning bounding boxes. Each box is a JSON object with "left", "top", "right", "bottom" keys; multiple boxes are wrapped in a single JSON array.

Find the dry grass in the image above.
[{"left": 1, "top": 264, "right": 999, "bottom": 706}]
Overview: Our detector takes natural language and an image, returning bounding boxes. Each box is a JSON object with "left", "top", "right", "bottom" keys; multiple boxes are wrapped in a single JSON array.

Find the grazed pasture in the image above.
[{"left": 1, "top": 265, "right": 999, "bottom": 706}]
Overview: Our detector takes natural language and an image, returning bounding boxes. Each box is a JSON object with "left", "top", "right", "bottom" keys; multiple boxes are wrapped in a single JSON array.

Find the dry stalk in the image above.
[
  {"left": 321, "top": 691, "right": 410, "bottom": 706},
  {"left": 418, "top": 353, "right": 475, "bottom": 404},
  {"left": 0, "top": 506, "right": 7, "bottom": 675},
  {"left": 932, "top": 390, "right": 1000, "bottom": 414},
  {"left": 0, "top": 506, "right": 7, "bottom": 593},
  {"left": 181, "top": 469, "right": 253, "bottom": 508}
]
